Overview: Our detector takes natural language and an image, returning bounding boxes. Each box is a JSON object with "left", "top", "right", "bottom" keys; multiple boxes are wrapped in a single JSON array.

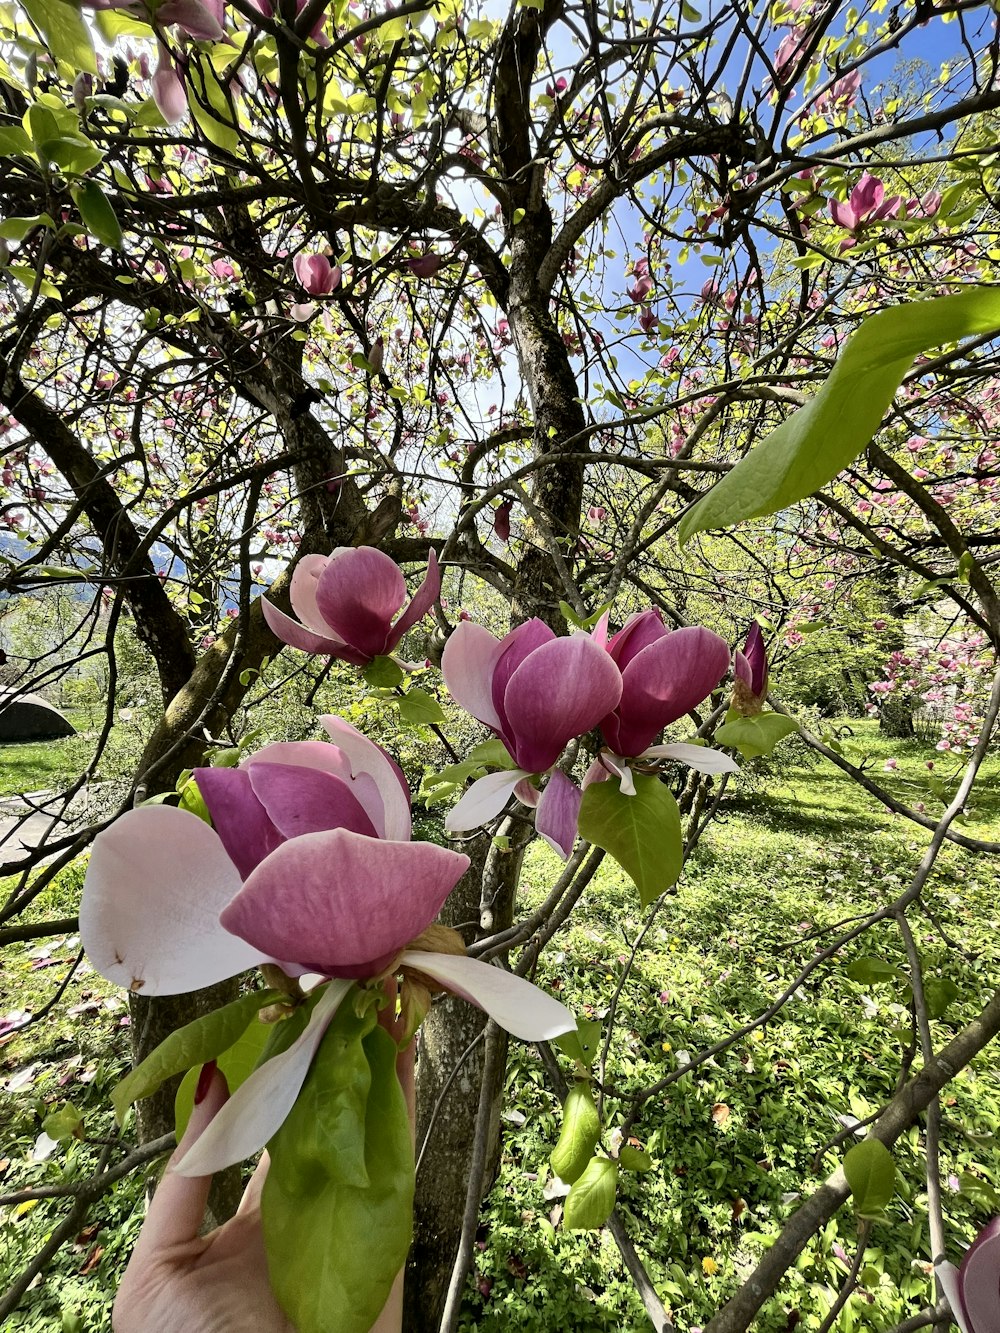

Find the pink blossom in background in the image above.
[
  {"left": 292, "top": 252, "right": 340, "bottom": 295},
  {"left": 263, "top": 546, "right": 440, "bottom": 665}
]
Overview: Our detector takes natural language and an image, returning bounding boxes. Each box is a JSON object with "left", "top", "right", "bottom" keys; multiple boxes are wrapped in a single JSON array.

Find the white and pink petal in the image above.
[
  {"left": 400, "top": 952, "right": 575, "bottom": 1042},
  {"left": 534, "top": 770, "right": 582, "bottom": 860},
  {"left": 80, "top": 806, "right": 268, "bottom": 996},
  {"left": 443, "top": 769, "right": 530, "bottom": 834}
]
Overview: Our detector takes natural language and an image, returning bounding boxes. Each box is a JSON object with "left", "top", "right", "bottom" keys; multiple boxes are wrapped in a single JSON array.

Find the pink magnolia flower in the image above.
[
  {"left": 83, "top": 0, "right": 224, "bottom": 39},
  {"left": 597, "top": 611, "right": 731, "bottom": 757},
  {"left": 829, "top": 172, "right": 903, "bottom": 232},
  {"left": 441, "top": 620, "right": 623, "bottom": 856},
  {"left": 407, "top": 254, "right": 441, "bottom": 279},
  {"left": 80, "top": 717, "right": 573, "bottom": 1177},
  {"left": 937, "top": 1217, "right": 1000, "bottom": 1333},
  {"left": 733, "top": 621, "right": 768, "bottom": 708},
  {"left": 494, "top": 498, "right": 513, "bottom": 543},
  {"left": 262, "top": 546, "right": 440, "bottom": 665},
  {"left": 292, "top": 252, "right": 340, "bottom": 295},
  {"left": 152, "top": 43, "right": 187, "bottom": 123},
  {"left": 639, "top": 306, "right": 658, "bottom": 335}
]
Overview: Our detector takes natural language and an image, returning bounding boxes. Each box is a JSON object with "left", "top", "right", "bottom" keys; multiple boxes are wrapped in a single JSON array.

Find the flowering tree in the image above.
[{"left": 2, "top": 0, "right": 1000, "bottom": 1328}]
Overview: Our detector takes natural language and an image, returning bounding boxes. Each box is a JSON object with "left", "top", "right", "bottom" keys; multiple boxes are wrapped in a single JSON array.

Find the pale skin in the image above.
[{"left": 115, "top": 1007, "right": 415, "bottom": 1333}]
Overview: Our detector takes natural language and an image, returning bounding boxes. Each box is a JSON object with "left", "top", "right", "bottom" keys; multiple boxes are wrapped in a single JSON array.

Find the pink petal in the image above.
[
  {"left": 582, "top": 756, "right": 610, "bottom": 788},
  {"left": 220, "top": 831, "right": 470, "bottom": 976},
  {"left": 80, "top": 807, "right": 267, "bottom": 995},
  {"left": 829, "top": 199, "right": 857, "bottom": 230},
  {"left": 152, "top": 46, "right": 187, "bottom": 124},
  {"left": 960, "top": 1216, "right": 1000, "bottom": 1333},
  {"left": 734, "top": 648, "right": 752, "bottom": 688},
  {"left": 315, "top": 547, "right": 406, "bottom": 660},
  {"left": 245, "top": 763, "right": 378, "bottom": 840},
  {"left": 289, "top": 553, "right": 344, "bottom": 634},
  {"left": 601, "top": 626, "right": 729, "bottom": 756},
  {"left": 605, "top": 609, "right": 666, "bottom": 670},
  {"left": 441, "top": 621, "right": 505, "bottom": 733},
  {"left": 444, "top": 769, "right": 530, "bottom": 834},
  {"left": 319, "top": 715, "right": 411, "bottom": 840},
  {"left": 534, "top": 770, "right": 582, "bottom": 860},
  {"left": 248, "top": 742, "right": 385, "bottom": 837},
  {"left": 852, "top": 171, "right": 884, "bottom": 219},
  {"left": 641, "top": 743, "right": 740, "bottom": 774},
  {"left": 502, "top": 634, "right": 624, "bottom": 773},
  {"left": 936, "top": 1263, "right": 970, "bottom": 1333},
  {"left": 589, "top": 611, "right": 610, "bottom": 650},
  {"left": 384, "top": 548, "right": 441, "bottom": 652},
  {"left": 173, "top": 979, "right": 351, "bottom": 1176},
  {"left": 261, "top": 596, "right": 368, "bottom": 664},
  {"left": 157, "top": 0, "right": 225, "bottom": 39},
  {"left": 492, "top": 620, "right": 554, "bottom": 736},
  {"left": 400, "top": 952, "right": 575, "bottom": 1042},
  {"left": 194, "top": 767, "right": 283, "bottom": 880}
]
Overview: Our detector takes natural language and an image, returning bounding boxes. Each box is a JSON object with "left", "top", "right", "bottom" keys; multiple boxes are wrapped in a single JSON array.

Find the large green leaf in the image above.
[
  {"left": 263, "top": 1010, "right": 414, "bottom": 1333},
  {"left": 714, "top": 712, "right": 798, "bottom": 759},
  {"left": 111, "top": 989, "right": 277, "bottom": 1124},
  {"left": 678, "top": 288, "right": 1000, "bottom": 544},
  {"left": 578, "top": 774, "right": 682, "bottom": 907},
  {"left": 843, "top": 1138, "right": 896, "bottom": 1219},
  {"left": 22, "top": 0, "right": 98, "bottom": 74},
  {"left": 564, "top": 1156, "right": 618, "bottom": 1230},
  {"left": 550, "top": 1083, "right": 601, "bottom": 1185},
  {"left": 72, "top": 180, "right": 122, "bottom": 251}
]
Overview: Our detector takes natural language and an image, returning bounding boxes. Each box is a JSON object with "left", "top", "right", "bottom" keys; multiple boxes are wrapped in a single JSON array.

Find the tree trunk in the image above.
[{"left": 405, "top": 828, "right": 528, "bottom": 1330}]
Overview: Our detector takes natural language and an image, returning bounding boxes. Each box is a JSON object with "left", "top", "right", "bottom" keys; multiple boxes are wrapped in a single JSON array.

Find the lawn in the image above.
[{"left": 1, "top": 720, "right": 998, "bottom": 1331}]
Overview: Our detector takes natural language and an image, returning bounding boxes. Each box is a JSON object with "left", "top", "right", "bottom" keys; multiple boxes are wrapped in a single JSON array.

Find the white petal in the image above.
[
  {"left": 401, "top": 951, "right": 575, "bottom": 1042},
  {"left": 642, "top": 743, "right": 741, "bottom": 775},
  {"left": 935, "top": 1261, "right": 972, "bottom": 1333},
  {"left": 444, "top": 769, "right": 529, "bottom": 833},
  {"left": 172, "top": 978, "right": 352, "bottom": 1177},
  {"left": 604, "top": 754, "right": 636, "bottom": 796},
  {"left": 80, "top": 806, "right": 267, "bottom": 996}
]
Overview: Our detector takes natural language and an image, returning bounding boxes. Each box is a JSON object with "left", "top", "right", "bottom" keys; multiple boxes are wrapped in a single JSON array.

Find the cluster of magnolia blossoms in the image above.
[
  {"left": 440, "top": 609, "right": 738, "bottom": 857},
  {"left": 80, "top": 715, "right": 575, "bottom": 1179}
]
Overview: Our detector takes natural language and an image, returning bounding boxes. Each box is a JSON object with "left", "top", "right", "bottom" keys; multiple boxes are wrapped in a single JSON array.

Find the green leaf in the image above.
[
  {"left": 957, "top": 1172, "right": 1000, "bottom": 1210},
  {"left": 467, "top": 738, "right": 515, "bottom": 769},
  {"left": 843, "top": 1139, "right": 895, "bottom": 1219},
  {"left": 550, "top": 1083, "right": 601, "bottom": 1185},
  {"left": 179, "top": 774, "right": 211, "bottom": 822},
  {"left": 564, "top": 1157, "right": 618, "bottom": 1230},
  {"left": 923, "top": 977, "right": 960, "bottom": 1020},
  {"left": 0, "top": 126, "right": 33, "bottom": 157},
  {"left": 71, "top": 180, "right": 122, "bottom": 251},
  {"left": 578, "top": 774, "right": 682, "bottom": 908},
  {"left": 6, "top": 264, "right": 61, "bottom": 299},
  {"left": 111, "top": 989, "right": 277, "bottom": 1124},
  {"left": 714, "top": 712, "right": 798, "bottom": 758},
  {"left": 554, "top": 1017, "right": 602, "bottom": 1067},
  {"left": 0, "top": 213, "right": 55, "bottom": 240},
  {"left": 618, "top": 1145, "right": 654, "bottom": 1173},
  {"left": 43, "top": 1102, "right": 83, "bottom": 1142},
  {"left": 362, "top": 655, "right": 405, "bottom": 688},
  {"left": 678, "top": 288, "right": 1000, "bottom": 544},
  {"left": 844, "top": 957, "right": 905, "bottom": 988},
  {"left": 174, "top": 1011, "right": 278, "bottom": 1136},
  {"left": 22, "top": 0, "right": 98, "bottom": 73},
  {"left": 188, "top": 66, "right": 240, "bottom": 155},
  {"left": 397, "top": 686, "right": 446, "bottom": 726},
  {"left": 263, "top": 1013, "right": 414, "bottom": 1333},
  {"left": 38, "top": 135, "right": 105, "bottom": 175}
]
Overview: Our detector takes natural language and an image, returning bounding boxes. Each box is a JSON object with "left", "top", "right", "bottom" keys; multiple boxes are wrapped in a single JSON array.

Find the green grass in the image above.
[{"left": 1, "top": 721, "right": 998, "bottom": 1330}]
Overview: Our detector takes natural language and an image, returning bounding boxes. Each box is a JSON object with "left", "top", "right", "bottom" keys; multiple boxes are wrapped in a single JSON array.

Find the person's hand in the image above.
[
  {"left": 113, "top": 1062, "right": 296, "bottom": 1333},
  {"left": 115, "top": 1034, "right": 413, "bottom": 1333}
]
